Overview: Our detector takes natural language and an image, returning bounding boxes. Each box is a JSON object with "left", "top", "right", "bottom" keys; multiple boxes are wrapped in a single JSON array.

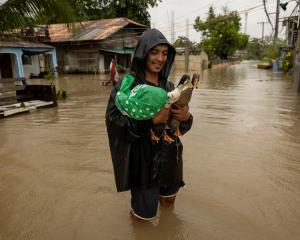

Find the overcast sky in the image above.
[
  {"left": 1, "top": 0, "right": 297, "bottom": 43},
  {"left": 149, "top": 0, "right": 298, "bottom": 43}
]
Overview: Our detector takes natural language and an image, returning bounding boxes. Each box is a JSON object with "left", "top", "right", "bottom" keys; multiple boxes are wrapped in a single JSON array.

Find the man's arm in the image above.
[{"left": 170, "top": 104, "right": 193, "bottom": 135}]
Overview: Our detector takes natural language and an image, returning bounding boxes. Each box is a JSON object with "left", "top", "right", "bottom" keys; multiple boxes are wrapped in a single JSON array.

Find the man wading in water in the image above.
[{"left": 106, "top": 29, "right": 193, "bottom": 220}]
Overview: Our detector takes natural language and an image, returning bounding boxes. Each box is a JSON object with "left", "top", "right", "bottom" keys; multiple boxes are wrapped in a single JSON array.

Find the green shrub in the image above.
[
  {"left": 282, "top": 50, "right": 294, "bottom": 73},
  {"left": 57, "top": 89, "right": 68, "bottom": 100}
]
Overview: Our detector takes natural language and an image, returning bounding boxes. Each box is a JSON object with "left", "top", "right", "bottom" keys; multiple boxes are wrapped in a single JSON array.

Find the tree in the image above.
[
  {"left": 194, "top": 6, "right": 249, "bottom": 59},
  {"left": 246, "top": 38, "right": 264, "bottom": 60},
  {"left": 0, "top": 0, "right": 159, "bottom": 38},
  {"left": 71, "top": 0, "right": 161, "bottom": 27},
  {"left": 173, "top": 36, "right": 198, "bottom": 50},
  {"left": 0, "top": 0, "right": 76, "bottom": 33},
  {"left": 261, "top": 38, "right": 286, "bottom": 61}
]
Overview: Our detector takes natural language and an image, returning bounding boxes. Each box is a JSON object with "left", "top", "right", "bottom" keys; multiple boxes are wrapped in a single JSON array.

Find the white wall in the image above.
[
  {"left": 99, "top": 54, "right": 105, "bottom": 73},
  {"left": 23, "top": 55, "right": 40, "bottom": 78}
]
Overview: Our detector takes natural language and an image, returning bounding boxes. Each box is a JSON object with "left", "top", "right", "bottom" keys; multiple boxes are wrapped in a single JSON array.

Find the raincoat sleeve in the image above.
[{"left": 178, "top": 114, "right": 193, "bottom": 135}]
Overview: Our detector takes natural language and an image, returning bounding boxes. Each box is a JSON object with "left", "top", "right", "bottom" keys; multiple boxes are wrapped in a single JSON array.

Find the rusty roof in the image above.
[
  {"left": 0, "top": 41, "right": 54, "bottom": 48},
  {"left": 48, "top": 17, "right": 146, "bottom": 43}
]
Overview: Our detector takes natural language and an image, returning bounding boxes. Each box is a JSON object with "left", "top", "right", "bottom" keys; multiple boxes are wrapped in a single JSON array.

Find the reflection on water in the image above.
[{"left": 0, "top": 61, "right": 300, "bottom": 240}]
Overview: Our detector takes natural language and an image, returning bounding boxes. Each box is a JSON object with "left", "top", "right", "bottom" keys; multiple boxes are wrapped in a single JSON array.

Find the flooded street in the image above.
[{"left": 1, "top": 61, "right": 300, "bottom": 240}]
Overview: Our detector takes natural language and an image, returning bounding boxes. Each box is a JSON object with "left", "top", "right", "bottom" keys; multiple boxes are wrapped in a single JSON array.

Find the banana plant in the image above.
[{"left": 0, "top": 0, "right": 76, "bottom": 33}]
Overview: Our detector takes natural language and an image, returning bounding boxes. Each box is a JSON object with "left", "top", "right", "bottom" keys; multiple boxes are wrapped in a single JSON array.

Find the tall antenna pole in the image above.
[
  {"left": 186, "top": 19, "right": 189, "bottom": 39},
  {"left": 171, "top": 10, "right": 175, "bottom": 44}
]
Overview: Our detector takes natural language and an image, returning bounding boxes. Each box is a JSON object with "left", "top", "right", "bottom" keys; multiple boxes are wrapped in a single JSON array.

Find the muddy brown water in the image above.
[{"left": 1, "top": 61, "right": 300, "bottom": 240}]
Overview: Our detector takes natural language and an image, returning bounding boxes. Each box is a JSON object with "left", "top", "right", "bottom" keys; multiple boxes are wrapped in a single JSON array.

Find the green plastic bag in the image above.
[{"left": 115, "top": 74, "right": 168, "bottom": 120}]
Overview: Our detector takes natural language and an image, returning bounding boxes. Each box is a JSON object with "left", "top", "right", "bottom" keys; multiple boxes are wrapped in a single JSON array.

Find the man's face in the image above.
[{"left": 145, "top": 44, "right": 168, "bottom": 74}]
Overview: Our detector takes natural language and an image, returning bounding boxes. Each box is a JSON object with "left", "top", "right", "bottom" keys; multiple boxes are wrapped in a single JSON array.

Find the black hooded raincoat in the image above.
[{"left": 105, "top": 29, "right": 193, "bottom": 192}]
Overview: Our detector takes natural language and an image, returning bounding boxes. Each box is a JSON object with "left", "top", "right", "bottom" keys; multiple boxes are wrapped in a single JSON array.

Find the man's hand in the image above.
[
  {"left": 152, "top": 103, "right": 171, "bottom": 125},
  {"left": 170, "top": 104, "right": 190, "bottom": 122}
]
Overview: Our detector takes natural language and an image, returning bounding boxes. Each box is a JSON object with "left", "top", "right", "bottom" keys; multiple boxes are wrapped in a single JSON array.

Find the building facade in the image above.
[{"left": 42, "top": 18, "right": 146, "bottom": 74}]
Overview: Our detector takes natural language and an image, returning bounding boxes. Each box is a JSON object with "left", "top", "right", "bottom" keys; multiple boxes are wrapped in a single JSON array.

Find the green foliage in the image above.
[
  {"left": 261, "top": 39, "right": 286, "bottom": 62},
  {"left": 246, "top": 38, "right": 264, "bottom": 60},
  {"left": 44, "top": 70, "right": 54, "bottom": 80},
  {"left": 44, "top": 68, "right": 55, "bottom": 85},
  {"left": 173, "top": 36, "right": 200, "bottom": 51},
  {"left": 282, "top": 50, "right": 294, "bottom": 73},
  {"left": 70, "top": 0, "right": 161, "bottom": 26},
  {"left": 0, "top": 0, "right": 158, "bottom": 34},
  {"left": 245, "top": 36, "right": 288, "bottom": 62},
  {"left": 194, "top": 6, "right": 249, "bottom": 59},
  {"left": 262, "top": 45, "right": 280, "bottom": 61},
  {"left": 0, "top": 0, "right": 76, "bottom": 33},
  {"left": 20, "top": 102, "right": 25, "bottom": 108},
  {"left": 57, "top": 89, "right": 68, "bottom": 100}
]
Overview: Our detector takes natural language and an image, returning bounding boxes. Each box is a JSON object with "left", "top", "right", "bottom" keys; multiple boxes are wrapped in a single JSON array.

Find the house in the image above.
[
  {"left": 283, "top": 15, "right": 299, "bottom": 48},
  {"left": 0, "top": 41, "right": 58, "bottom": 79},
  {"left": 41, "top": 18, "right": 146, "bottom": 73},
  {"left": 0, "top": 41, "right": 58, "bottom": 116},
  {"left": 282, "top": 13, "right": 300, "bottom": 92}
]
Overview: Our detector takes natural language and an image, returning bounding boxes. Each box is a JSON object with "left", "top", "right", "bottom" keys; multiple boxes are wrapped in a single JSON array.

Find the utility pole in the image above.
[
  {"left": 171, "top": 10, "right": 175, "bottom": 44},
  {"left": 185, "top": 18, "right": 189, "bottom": 73},
  {"left": 257, "top": 21, "right": 267, "bottom": 41},
  {"left": 184, "top": 47, "right": 189, "bottom": 73},
  {"left": 186, "top": 19, "right": 189, "bottom": 39},
  {"left": 244, "top": 12, "right": 248, "bottom": 34},
  {"left": 274, "top": 0, "right": 280, "bottom": 45}
]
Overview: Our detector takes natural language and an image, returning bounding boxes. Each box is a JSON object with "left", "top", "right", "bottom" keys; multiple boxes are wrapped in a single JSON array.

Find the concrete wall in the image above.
[
  {"left": 63, "top": 49, "right": 99, "bottom": 73},
  {"left": 173, "top": 51, "right": 208, "bottom": 72}
]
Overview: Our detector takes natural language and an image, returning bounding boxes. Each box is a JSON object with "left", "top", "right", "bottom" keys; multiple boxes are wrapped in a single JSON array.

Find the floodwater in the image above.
[{"left": 1, "top": 61, "right": 300, "bottom": 240}]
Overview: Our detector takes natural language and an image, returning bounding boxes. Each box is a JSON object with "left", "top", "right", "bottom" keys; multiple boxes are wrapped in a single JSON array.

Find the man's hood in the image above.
[{"left": 130, "top": 29, "right": 176, "bottom": 85}]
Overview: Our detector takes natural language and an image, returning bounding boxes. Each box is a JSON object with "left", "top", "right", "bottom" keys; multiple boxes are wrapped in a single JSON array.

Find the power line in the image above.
[
  {"left": 155, "top": 4, "right": 265, "bottom": 31},
  {"left": 152, "top": 1, "right": 288, "bottom": 42}
]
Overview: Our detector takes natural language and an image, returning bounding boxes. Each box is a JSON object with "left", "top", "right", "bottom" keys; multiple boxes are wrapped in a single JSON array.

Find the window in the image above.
[{"left": 22, "top": 54, "right": 32, "bottom": 65}]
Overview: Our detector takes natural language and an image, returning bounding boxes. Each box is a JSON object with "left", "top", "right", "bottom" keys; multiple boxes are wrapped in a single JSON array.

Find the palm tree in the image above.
[{"left": 0, "top": 0, "right": 76, "bottom": 34}]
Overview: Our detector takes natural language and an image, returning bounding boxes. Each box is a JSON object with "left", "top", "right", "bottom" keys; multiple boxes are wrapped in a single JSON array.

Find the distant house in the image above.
[
  {"left": 0, "top": 41, "right": 57, "bottom": 79},
  {"left": 41, "top": 17, "right": 146, "bottom": 73},
  {"left": 283, "top": 16, "right": 299, "bottom": 48}
]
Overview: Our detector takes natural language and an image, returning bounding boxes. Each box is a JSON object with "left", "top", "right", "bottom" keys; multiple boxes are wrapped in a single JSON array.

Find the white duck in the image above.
[
  {"left": 168, "top": 73, "right": 200, "bottom": 136},
  {"left": 167, "top": 75, "right": 193, "bottom": 104}
]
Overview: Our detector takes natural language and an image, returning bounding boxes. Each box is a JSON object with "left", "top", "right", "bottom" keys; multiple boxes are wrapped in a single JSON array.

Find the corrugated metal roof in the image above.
[
  {"left": 0, "top": 41, "right": 54, "bottom": 49},
  {"left": 48, "top": 17, "right": 146, "bottom": 43},
  {"left": 99, "top": 47, "right": 135, "bottom": 54}
]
